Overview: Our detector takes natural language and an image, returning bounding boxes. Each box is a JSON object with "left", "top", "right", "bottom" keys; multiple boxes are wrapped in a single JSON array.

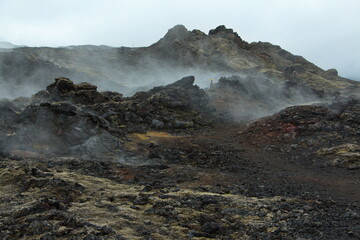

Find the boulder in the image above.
[
  {"left": 325, "top": 68, "right": 338, "bottom": 76},
  {"left": 167, "top": 75, "right": 195, "bottom": 89},
  {"left": 39, "top": 77, "right": 110, "bottom": 105}
]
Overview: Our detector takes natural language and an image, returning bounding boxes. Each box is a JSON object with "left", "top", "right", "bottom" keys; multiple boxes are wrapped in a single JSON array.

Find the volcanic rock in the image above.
[
  {"left": 42, "top": 77, "right": 110, "bottom": 105},
  {"left": 1, "top": 24, "right": 360, "bottom": 240},
  {"left": 0, "top": 76, "right": 214, "bottom": 160},
  {"left": 317, "top": 144, "right": 360, "bottom": 169},
  {"left": 1, "top": 25, "right": 360, "bottom": 99}
]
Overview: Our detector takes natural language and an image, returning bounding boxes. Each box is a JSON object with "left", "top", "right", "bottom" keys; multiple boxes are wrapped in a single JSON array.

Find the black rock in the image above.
[{"left": 201, "top": 221, "right": 221, "bottom": 234}]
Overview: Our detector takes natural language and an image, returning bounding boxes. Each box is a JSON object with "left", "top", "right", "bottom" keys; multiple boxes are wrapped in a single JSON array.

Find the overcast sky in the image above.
[{"left": 0, "top": 0, "right": 359, "bottom": 80}]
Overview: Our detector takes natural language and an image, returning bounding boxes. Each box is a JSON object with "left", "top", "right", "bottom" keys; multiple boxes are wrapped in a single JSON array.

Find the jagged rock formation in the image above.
[
  {"left": 244, "top": 99, "right": 360, "bottom": 169},
  {"left": 0, "top": 75, "right": 358, "bottom": 165},
  {"left": 0, "top": 76, "right": 359, "bottom": 239},
  {"left": 1, "top": 25, "right": 359, "bottom": 97},
  {"left": 1, "top": 25, "right": 360, "bottom": 240},
  {"left": 0, "top": 76, "right": 213, "bottom": 160}
]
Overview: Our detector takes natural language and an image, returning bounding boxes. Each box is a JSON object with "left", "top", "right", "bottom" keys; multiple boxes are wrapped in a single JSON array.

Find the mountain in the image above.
[
  {"left": 1, "top": 25, "right": 359, "bottom": 98},
  {"left": 1, "top": 26, "right": 360, "bottom": 239}
]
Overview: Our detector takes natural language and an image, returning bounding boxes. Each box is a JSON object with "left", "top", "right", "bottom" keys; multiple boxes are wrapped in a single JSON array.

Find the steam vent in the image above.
[{"left": 0, "top": 25, "right": 360, "bottom": 239}]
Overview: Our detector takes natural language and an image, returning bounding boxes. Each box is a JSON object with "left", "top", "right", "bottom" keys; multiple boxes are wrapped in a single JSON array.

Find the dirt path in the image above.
[
  {"left": 161, "top": 124, "right": 360, "bottom": 204},
  {"left": 243, "top": 145, "right": 360, "bottom": 203}
]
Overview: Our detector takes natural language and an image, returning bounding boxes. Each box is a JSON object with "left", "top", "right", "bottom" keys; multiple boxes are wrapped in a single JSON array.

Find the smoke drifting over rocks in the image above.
[
  {"left": 1, "top": 26, "right": 360, "bottom": 240},
  {"left": 0, "top": 25, "right": 359, "bottom": 161},
  {"left": 208, "top": 73, "right": 323, "bottom": 121},
  {"left": 0, "top": 76, "right": 211, "bottom": 160},
  {"left": 1, "top": 25, "right": 359, "bottom": 100},
  {"left": 0, "top": 72, "right": 352, "bottom": 162}
]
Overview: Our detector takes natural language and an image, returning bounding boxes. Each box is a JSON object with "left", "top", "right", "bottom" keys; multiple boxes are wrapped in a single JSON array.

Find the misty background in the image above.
[{"left": 0, "top": 0, "right": 359, "bottom": 81}]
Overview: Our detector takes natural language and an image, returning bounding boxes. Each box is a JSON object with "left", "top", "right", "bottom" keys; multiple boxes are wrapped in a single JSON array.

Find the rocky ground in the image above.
[
  {"left": 1, "top": 128, "right": 360, "bottom": 240},
  {"left": 0, "top": 76, "right": 360, "bottom": 239}
]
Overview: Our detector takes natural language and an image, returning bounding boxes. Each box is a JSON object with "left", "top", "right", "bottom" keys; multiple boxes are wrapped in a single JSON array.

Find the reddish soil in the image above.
[{"left": 156, "top": 123, "right": 360, "bottom": 204}]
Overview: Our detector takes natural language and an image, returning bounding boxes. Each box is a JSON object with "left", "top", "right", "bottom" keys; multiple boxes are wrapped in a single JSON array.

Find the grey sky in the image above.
[{"left": 0, "top": 0, "right": 359, "bottom": 80}]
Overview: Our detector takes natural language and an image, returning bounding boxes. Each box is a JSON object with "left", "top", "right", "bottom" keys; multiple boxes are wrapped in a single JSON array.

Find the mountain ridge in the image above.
[
  {"left": 1, "top": 26, "right": 360, "bottom": 239},
  {"left": 0, "top": 25, "right": 359, "bottom": 98}
]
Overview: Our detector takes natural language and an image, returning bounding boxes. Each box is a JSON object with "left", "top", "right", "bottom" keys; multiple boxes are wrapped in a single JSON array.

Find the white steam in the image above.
[{"left": 208, "top": 72, "right": 324, "bottom": 122}]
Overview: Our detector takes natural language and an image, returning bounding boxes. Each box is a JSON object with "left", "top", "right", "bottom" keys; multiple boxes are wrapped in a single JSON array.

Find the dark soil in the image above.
[{"left": 1, "top": 78, "right": 359, "bottom": 239}]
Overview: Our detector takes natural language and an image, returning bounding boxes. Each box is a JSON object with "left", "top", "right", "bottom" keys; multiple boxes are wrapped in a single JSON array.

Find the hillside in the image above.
[
  {"left": 0, "top": 76, "right": 359, "bottom": 239},
  {"left": 1, "top": 25, "right": 360, "bottom": 239},
  {"left": 1, "top": 25, "right": 359, "bottom": 98}
]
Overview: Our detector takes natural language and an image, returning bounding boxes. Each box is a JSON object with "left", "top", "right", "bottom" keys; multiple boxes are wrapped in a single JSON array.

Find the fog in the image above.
[
  {"left": 207, "top": 72, "right": 325, "bottom": 122},
  {"left": 0, "top": 32, "right": 235, "bottom": 100},
  {"left": 0, "top": 0, "right": 359, "bottom": 104},
  {"left": 1, "top": 0, "right": 359, "bottom": 79}
]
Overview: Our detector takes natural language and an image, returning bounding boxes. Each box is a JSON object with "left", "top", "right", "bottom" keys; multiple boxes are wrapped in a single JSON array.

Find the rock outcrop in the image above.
[
  {"left": 0, "top": 76, "right": 213, "bottom": 160},
  {"left": 1, "top": 25, "right": 360, "bottom": 240},
  {"left": 244, "top": 99, "right": 360, "bottom": 169},
  {"left": 1, "top": 25, "right": 359, "bottom": 98}
]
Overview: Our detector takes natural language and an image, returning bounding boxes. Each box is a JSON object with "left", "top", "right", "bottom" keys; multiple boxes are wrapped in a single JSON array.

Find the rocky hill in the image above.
[
  {"left": 1, "top": 26, "right": 360, "bottom": 239},
  {"left": 1, "top": 25, "right": 359, "bottom": 98}
]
